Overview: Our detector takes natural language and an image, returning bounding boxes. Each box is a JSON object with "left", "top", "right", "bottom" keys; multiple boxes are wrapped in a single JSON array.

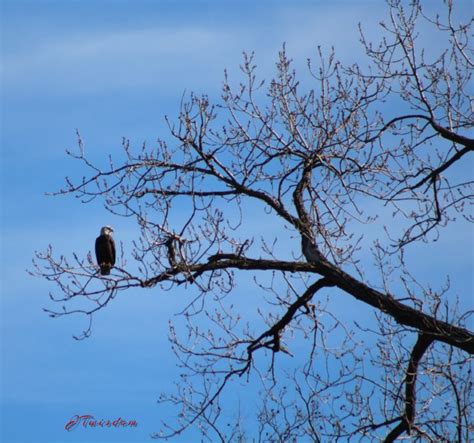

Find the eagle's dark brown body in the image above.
[{"left": 95, "top": 227, "right": 116, "bottom": 275}]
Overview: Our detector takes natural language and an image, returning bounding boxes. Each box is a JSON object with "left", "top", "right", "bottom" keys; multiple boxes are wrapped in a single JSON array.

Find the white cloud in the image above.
[
  {"left": 4, "top": 26, "right": 237, "bottom": 94},
  {"left": 3, "top": 5, "right": 387, "bottom": 97}
]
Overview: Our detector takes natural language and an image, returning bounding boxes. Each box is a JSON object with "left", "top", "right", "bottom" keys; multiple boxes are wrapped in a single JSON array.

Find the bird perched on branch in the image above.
[
  {"left": 95, "top": 226, "right": 116, "bottom": 275},
  {"left": 301, "top": 233, "right": 325, "bottom": 263}
]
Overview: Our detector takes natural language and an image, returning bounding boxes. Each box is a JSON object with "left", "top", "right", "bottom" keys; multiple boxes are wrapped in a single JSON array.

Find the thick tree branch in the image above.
[
  {"left": 143, "top": 255, "right": 474, "bottom": 354},
  {"left": 384, "top": 334, "right": 435, "bottom": 442},
  {"left": 409, "top": 144, "right": 473, "bottom": 191}
]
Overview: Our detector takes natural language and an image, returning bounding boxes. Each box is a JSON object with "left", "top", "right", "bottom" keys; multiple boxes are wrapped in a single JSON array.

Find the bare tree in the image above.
[{"left": 33, "top": 0, "right": 473, "bottom": 441}]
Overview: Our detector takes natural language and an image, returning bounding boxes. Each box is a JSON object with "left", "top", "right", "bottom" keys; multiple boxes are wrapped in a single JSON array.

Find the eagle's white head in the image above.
[{"left": 100, "top": 225, "right": 114, "bottom": 236}]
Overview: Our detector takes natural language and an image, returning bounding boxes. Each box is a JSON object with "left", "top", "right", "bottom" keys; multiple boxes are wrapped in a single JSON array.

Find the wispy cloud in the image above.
[
  {"left": 3, "top": 5, "right": 388, "bottom": 97},
  {"left": 4, "top": 27, "right": 238, "bottom": 94}
]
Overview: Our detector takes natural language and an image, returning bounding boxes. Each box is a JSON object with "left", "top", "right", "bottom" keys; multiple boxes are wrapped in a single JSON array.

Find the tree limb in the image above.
[{"left": 385, "top": 334, "right": 435, "bottom": 442}]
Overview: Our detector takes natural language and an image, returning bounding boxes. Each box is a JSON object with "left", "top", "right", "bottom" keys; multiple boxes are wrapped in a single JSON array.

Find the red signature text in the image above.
[{"left": 65, "top": 414, "right": 138, "bottom": 431}]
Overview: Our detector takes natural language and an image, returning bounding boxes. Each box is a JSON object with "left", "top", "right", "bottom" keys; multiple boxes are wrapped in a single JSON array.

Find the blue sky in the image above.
[{"left": 1, "top": 1, "right": 472, "bottom": 442}]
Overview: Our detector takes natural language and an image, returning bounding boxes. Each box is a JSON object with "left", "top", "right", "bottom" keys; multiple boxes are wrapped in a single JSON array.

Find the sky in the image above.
[{"left": 1, "top": 1, "right": 473, "bottom": 442}]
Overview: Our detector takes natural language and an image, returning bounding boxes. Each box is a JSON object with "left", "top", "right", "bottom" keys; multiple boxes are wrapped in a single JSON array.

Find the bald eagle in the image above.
[{"left": 95, "top": 226, "right": 116, "bottom": 275}]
